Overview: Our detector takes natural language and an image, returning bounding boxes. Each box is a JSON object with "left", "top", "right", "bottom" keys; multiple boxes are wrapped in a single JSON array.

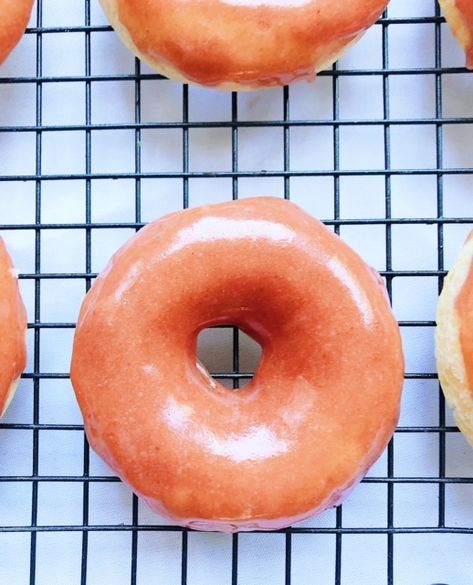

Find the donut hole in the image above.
[{"left": 197, "top": 326, "right": 263, "bottom": 390}]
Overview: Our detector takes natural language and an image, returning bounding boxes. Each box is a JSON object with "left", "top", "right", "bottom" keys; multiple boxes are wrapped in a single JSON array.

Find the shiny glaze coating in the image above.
[
  {"left": 436, "top": 232, "right": 473, "bottom": 447},
  {"left": 71, "top": 197, "right": 404, "bottom": 532},
  {"left": 0, "top": 238, "right": 27, "bottom": 416},
  {"left": 99, "top": 0, "right": 388, "bottom": 89},
  {"left": 0, "top": 0, "right": 34, "bottom": 65},
  {"left": 440, "top": 0, "right": 473, "bottom": 68}
]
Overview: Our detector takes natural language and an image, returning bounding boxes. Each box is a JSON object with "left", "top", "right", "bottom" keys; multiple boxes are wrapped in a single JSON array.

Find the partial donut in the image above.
[
  {"left": 0, "top": 0, "right": 35, "bottom": 65},
  {"left": 71, "top": 197, "right": 404, "bottom": 532},
  {"left": 0, "top": 238, "right": 27, "bottom": 416},
  {"left": 440, "top": 0, "right": 473, "bottom": 68},
  {"left": 99, "top": 0, "right": 388, "bottom": 90},
  {"left": 436, "top": 232, "right": 473, "bottom": 446}
]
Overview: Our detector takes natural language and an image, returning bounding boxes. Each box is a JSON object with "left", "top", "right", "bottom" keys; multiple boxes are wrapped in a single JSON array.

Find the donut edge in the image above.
[
  {"left": 0, "top": 240, "right": 28, "bottom": 417},
  {"left": 99, "top": 0, "right": 366, "bottom": 90},
  {"left": 436, "top": 234, "right": 473, "bottom": 446},
  {"left": 0, "top": 0, "right": 35, "bottom": 66},
  {"left": 439, "top": 0, "right": 473, "bottom": 69},
  {"left": 0, "top": 380, "right": 21, "bottom": 418}
]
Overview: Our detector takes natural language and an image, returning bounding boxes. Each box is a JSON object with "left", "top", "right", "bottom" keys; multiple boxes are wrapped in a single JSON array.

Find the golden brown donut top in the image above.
[
  {"left": 0, "top": 238, "right": 27, "bottom": 415},
  {"left": 0, "top": 0, "right": 35, "bottom": 65},
  {"left": 457, "top": 232, "right": 473, "bottom": 393},
  {"left": 115, "top": 0, "right": 387, "bottom": 86}
]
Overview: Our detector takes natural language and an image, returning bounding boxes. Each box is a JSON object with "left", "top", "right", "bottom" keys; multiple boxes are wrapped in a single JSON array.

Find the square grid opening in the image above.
[{"left": 1, "top": 0, "right": 473, "bottom": 584}]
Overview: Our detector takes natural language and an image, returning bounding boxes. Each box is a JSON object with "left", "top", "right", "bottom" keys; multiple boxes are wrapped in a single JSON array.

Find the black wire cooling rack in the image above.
[{"left": 1, "top": 1, "right": 473, "bottom": 584}]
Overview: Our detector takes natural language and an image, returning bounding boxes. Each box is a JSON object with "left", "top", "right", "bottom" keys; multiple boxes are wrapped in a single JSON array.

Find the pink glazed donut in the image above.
[
  {"left": 71, "top": 197, "right": 404, "bottom": 532},
  {"left": 99, "top": 0, "right": 388, "bottom": 89},
  {"left": 0, "top": 238, "right": 27, "bottom": 416}
]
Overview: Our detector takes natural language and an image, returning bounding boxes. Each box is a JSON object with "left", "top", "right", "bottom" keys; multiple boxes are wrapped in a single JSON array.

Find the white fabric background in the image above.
[{"left": 0, "top": 0, "right": 473, "bottom": 583}]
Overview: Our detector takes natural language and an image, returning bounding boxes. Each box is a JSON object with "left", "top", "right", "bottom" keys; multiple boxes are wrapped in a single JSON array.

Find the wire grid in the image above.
[{"left": 0, "top": 0, "right": 473, "bottom": 583}]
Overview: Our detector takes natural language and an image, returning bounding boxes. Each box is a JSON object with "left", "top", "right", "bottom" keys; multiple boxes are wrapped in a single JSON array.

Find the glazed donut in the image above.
[
  {"left": 0, "top": 238, "right": 27, "bottom": 417},
  {"left": 99, "top": 0, "right": 388, "bottom": 90},
  {"left": 0, "top": 0, "right": 35, "bottom": 65},
  {"left": 440, "top": 0, "right": 473, "bottom": 68},
  {"left": 71, "top": 197, "right": 404, "bottom": 532},
  {"left": 436, "top": 232, "right": 473, "bottom": 446}
]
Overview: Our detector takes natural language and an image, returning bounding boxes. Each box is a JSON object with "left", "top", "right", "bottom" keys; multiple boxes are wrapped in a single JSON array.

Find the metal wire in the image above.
[{"left": 1, "top": 1, "right": 473, "bottom": 584}]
